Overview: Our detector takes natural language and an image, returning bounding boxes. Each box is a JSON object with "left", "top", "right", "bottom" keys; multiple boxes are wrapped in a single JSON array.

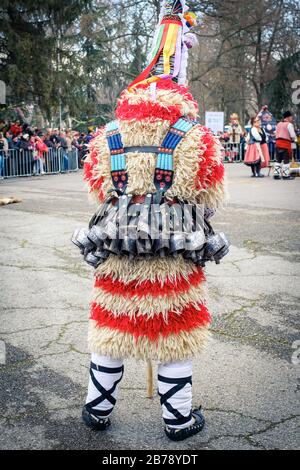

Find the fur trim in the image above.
[
  {"left": 94, "top": 255, "right": 199, "bottom": 285},
  {"left": 116, "top": 79, "right": 199, "bottom": 123},
  {"left": 91, "top": 282, "right": 208, "bottom": 320},
  {"left": 90, "top": 302, "right": 210, "bottom": 340},
  {"left": 83, "top": 128, "right": 108, "bottom": 202},
  {"left": 168, "top": 124, "right": 226, "bottom": 208},
  {"left": 95, "top": 267, "right": 205, "bottom": 298},
  {"left": 88, "top": 320, "right": 211, "bottom": 362}
]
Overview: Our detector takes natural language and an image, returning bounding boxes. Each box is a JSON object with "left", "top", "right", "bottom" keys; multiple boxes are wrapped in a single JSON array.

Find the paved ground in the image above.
[{"left": 0, "top": 165, "right": 299, "bottom": 450}]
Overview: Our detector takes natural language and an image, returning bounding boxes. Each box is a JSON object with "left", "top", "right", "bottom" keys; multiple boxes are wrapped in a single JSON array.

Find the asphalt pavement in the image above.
[{"left": 0, "top": 164, "right": 299, "bottom": 450}]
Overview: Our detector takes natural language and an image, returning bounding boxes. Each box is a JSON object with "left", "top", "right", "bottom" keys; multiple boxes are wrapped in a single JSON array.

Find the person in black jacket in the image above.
[
  {"left": 0, "top": 133, "right": 6, "bottom": 179},
  {"left": 58, "top": 132, "right": 69, "bottom": 172},
  {"left": 18, "top": 134, "right": 34, "bottom": 175}
]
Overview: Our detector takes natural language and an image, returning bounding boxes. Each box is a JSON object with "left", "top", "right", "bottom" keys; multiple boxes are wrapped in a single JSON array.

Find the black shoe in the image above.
[
  {"left": 164, "top": 407, "right": 205, "bottom": 442},
  {"left": 273, "top": 176, "right": 281, "bottom": 180},
  {"left": 251, "top": 174, "right": 256, "bottom": 178},
  {"left": 256, "top": 173, "right": 265, "bottom": 178},
  {"left": 82, "top": 405, "right": 111, "bottom": 431},
  {"left": 282, "top": 176, "right": 295, "bottom": 180}
]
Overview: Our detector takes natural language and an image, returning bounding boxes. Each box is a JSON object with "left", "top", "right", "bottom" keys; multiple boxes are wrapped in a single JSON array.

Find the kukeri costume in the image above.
[{"left": 72, "top": 0, "right": 229, "bottom": 441}]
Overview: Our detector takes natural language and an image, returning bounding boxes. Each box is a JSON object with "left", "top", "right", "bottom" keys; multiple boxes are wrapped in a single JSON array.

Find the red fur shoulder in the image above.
[
  {"left": 83, "top": 127, "right": 106, "bottom": 201},
  {"left": 195, "top": 126, "right": 225, "bottom": 191}
]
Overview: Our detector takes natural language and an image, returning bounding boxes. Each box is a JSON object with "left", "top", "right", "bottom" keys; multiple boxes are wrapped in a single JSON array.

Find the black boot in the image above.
[
  {"left": 164, "top": 407, "right": 205, "bottom": 441},
  {"left": 256, "top": 162, "right": 264, "bottom": 178},
  {"left": 82, "top": 405, "right": 111, "bottom": 431}
]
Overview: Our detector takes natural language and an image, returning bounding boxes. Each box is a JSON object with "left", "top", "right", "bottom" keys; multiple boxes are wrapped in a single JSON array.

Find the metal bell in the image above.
[
  {"left": 72, "top": 228, "right": 94, "bottom": 251},
  {"left": 169, "top": 232, "right": 186, "bottom": 255},
  {"left": 84, "top": 252, "right": 101, "bottom": 268},
  {"left": 185, "top": 230, "right": 206, "bottom": 252},
  {"left": 88, "top": 225, "right": 106, "bottom": 248},
  {"left": 205, "top": 232, "right": 230, "bottom": 262}
]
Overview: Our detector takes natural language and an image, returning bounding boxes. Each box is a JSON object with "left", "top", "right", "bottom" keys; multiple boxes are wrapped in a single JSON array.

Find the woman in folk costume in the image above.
[
  {"left": 244, "top": 116, "right": 270, "bottom": 178},
  {"left": 72, "top": 0, "right": 229, "bottom": 441}
]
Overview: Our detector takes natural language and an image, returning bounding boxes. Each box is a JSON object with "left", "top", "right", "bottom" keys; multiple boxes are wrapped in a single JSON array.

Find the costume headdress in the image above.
[
  {"left": 230, "top": 113, "right": 239, "bottom": 122},
  {"left": 128, "top": 0, "right": 198, "bottom": 90}
]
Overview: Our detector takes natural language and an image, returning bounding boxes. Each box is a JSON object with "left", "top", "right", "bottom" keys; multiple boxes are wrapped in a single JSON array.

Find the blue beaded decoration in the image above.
[
  {"left": 106, "top": 121, "right": 128, "bottom": 192},
  {"left": 106, "top": 117, "right": 197, "bottom": 193},
  {"left": 154, "top": 117, "right": 197, "bottom": 191}
]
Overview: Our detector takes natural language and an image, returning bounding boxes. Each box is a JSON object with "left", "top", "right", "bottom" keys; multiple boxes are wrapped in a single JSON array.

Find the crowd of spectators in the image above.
[
  {"left": 216, "top": 127, "right": 300, "bottom": 163},
  {"left": 1, "top": 118, "right": 300, "bottom": 179},
  {"left": 0, "top": 120, "right": 96, "bottom": 179}
]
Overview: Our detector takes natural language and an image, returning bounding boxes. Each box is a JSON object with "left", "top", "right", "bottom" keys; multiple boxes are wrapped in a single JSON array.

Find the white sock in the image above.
[
  {"left": 158, "top": 360, "right": 194, "bottom": 430},
  {"left": 85, "top": 354, "right": 124, "bottom": 419}
]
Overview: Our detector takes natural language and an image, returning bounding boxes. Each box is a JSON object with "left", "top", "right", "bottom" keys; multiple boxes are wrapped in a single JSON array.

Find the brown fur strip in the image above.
[{"left": 88, "top": 320, "right": 211, "bottom": 363}]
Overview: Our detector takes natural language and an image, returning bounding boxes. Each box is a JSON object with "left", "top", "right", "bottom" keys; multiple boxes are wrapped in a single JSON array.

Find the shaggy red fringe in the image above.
[
  {"left": 83, "top": 128, "right": 106, "bottom": 200},
  {"left": 196, "top": 126, "right": 225, "bottom": 190},
  {"left": 90, "top": 302, "right": 211, "bottom": 341},
  {"left": 94, "top": 267, "right": 206, "bottom": 298}
]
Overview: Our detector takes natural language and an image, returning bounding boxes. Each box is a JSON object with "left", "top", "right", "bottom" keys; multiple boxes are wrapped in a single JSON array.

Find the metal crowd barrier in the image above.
[
  {"left": 222, "top": 143, "right": 244, "bottom": 163},
  {"left": 221, "top": 142, "right": 295, "bottom": 163},
  {"left": 0, "top": 148, "right": 79, "bottom": 179}
]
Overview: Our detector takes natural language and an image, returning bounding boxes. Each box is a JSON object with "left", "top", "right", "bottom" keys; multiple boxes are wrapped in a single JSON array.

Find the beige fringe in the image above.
[
  {"left": 88, "top": 320, "right": 211, "bottom": 363},
  {"left": 94, "top": 255, "right": 200, "bottom": 285}
]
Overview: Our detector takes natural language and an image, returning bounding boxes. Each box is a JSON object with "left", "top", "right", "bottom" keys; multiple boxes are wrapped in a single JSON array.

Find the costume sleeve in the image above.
[
  {"left": 251, "top": 128, "right": 262, "bottom": 142},
  {"left": 83, "top": 127, "right": 111, "bottom": 203},
  {"left": 287, "top": 123, "right": 296, "bottom": 142}
]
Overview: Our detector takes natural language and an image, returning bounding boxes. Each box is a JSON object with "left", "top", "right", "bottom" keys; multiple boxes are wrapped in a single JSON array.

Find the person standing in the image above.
[
  {"left": 227, "top": 113, "right": 243, "bottom": 161},
  {"left": 58, "top": 131, "right": 69, "bottom": 172},
  {"left": 33, "top": 136, "right": 48, "bottom": 175},
  {"left": 274, "top": 111, "right": 296, "bottom": 180},
  {"left": 244, "top": 116, "right": 270, "bottom": 178},
  {"left": 0, "top": 133, "right": 8, "bottom": 179},
  {"left": 73, "top": 0, "right": 229, "bottom": 442},
  {"left": 296, "top": 129, "right": 300, "bottom": 162}
]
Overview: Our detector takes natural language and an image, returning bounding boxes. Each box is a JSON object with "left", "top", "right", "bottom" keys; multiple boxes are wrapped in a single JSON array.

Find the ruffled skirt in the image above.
[{"left": 244, "top": 143, "right": 270, "bottom": 168}]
